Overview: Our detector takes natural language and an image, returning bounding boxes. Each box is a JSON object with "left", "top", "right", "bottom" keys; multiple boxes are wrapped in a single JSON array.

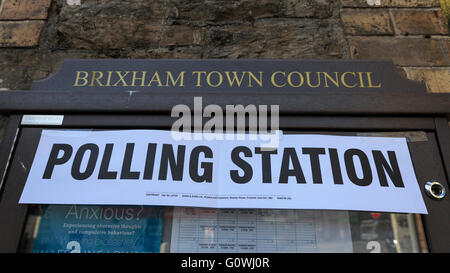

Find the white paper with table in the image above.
[{"left": 169, "top": 207, "right": 353, "bottom": 253}]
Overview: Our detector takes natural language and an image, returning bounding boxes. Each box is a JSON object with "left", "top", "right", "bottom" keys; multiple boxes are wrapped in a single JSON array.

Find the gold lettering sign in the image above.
[{"left": 73, "top": 70, "right": 382, "bottom": 89}]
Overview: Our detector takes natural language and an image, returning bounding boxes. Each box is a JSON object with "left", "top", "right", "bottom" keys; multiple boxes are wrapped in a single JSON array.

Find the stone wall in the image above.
[
  {"left": 0, "top": 0, "right": 348, "bottom": 91},
  {"left": 341, "top": 0, "right": 449, "bottom": 93},
  {"left": 0, "top": 0, "right": 448, "bottom": 91}
]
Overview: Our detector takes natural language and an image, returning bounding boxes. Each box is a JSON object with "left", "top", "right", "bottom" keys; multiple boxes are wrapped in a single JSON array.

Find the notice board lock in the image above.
[{"left": 425, "top": 181, "right": 447, "bottom": 200}]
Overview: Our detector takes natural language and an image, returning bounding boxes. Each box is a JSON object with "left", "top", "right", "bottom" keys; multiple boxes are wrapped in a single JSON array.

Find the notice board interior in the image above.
[{"left": 0, "top": 60, "right": 449, "bottom": 253}]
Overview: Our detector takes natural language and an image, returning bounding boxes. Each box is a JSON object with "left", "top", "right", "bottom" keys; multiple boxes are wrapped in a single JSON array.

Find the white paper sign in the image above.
[
  {"left": 169, "top": 207, "right": 353, "bottom": 253},
  {"left": 19, "top": 129, "right": 427, "bottom": 214}
]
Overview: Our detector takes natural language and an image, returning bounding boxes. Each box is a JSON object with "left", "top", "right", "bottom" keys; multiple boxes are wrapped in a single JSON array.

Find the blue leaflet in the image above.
[{"left": 32, "top": 205, "right": 163, "bottom": 253}]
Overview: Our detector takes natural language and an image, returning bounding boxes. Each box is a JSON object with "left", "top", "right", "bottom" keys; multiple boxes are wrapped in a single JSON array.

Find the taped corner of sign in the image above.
[
  {"left": 257, "top": 130, "right": 283, "bottom": 151},
  {"left": 406, "top": 202, "right": 428, "bottom": 215},
  {"left": 42, "top": 128, "right": 95, "bottom": 138},
  {"left": 356, "top": 132, "right": 428, "bottom": 142},
  {"left": 168, "top": 129, "right": 283, "bottom": 145},
  {"left": 419, "top": 204, "right": 429, "bottom": 215}
]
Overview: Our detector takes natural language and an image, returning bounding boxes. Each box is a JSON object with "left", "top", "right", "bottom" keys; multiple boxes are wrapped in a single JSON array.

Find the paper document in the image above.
[
  {"left": 20, "top": 129, "right": 427, "bottom": 214},
  {"left": 170, "top": 207, "right": 353, "bottom": 253}
]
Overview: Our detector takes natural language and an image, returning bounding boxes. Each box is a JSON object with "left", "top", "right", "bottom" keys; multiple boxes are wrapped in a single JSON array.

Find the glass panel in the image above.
[
  {"left": 18, "top": 128, "right": 430, "bottom": 253},
  {"left": 0, "top": 115, "right": 7, "bottom": 143},
  {"left": 19, "top": 205, "right": 428, "bottom": 253},
  {"left": 349, "top": 212, "right": 428, "bottom": 253},
  {"left": 20, "top": 205, "right": 165, "bottom": 253}
]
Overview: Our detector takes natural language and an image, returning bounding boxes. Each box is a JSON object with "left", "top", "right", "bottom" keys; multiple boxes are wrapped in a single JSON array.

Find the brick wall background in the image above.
[
  {"left": 341, "top": 0, "right": 449, "bottom": 93},
  {"left": 0, "top": 0, "right": 448, "bottom": 91}
]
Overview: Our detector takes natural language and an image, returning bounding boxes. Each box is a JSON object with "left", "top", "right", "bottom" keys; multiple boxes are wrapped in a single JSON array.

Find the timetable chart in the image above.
[{"left": 170, "top": 207, "right": 352, "bottom": 253}]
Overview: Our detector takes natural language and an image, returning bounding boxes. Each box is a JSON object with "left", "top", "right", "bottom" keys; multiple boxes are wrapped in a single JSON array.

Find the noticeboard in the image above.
[{"left": 0, "top": 59, "right": 449, "bottom": 256}]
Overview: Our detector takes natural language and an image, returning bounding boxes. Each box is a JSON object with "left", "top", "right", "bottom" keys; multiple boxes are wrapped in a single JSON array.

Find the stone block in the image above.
[
  {"left": 0, "top": 21, "right": 45, "bottom": 47},
  {"left": 0, "top": 0, "right": 52, "bottom": 20},
  {"left": 341, "top": 9, "right": 393, "bottom": 35},
  {"left": 405, "top": 68, "right": 450, "bottom": 92},
  {"left": 393, "top": 10, "right": 449, "bottom": 35},
  {"left": 340, "top": 0, "right": 440, "bottom": 7},
  {"left": 349, "top": 37, "right": 448, "bottom": 66}
]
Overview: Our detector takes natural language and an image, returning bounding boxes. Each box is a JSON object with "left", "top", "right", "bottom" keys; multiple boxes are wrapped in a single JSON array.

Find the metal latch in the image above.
[{"left": 424, "top": 181, "right": 447, "bottom": 200}]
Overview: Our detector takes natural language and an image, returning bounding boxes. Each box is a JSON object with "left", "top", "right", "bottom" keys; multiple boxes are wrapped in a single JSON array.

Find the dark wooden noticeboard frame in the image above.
[{"left": 0, "top": 59, "right": 449, "bottom": 253}]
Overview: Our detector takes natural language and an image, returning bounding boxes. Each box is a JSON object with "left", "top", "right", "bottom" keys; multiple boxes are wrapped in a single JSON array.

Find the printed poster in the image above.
[
  {"left": 32, "top": 205, "right": 163, "bottom": 253},
  {"left": 170, "top": 207, "right": 353, "bottom": 253},
  {"left": 20, "top": 129, "right": 427, "bottom": 214}
]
